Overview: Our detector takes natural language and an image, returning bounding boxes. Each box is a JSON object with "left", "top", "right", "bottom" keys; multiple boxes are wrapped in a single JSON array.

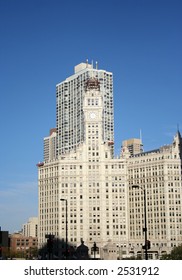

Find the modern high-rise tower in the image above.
[{"left": 56, "top": 61, "right": 114, "bottom": 155}]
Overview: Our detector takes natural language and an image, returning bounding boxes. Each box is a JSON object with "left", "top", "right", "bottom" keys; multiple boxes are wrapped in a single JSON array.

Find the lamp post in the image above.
[
  {"left": 132, "top": 185, "right": 148, "bottom": 260},
  {"left": 60, "top": 198, "right": 68, "bottom": 259}
]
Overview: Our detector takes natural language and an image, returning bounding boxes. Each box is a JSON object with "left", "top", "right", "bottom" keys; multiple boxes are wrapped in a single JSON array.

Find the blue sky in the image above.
[{"left": 0, "top": 0, "right": 181, "bottom": 233}]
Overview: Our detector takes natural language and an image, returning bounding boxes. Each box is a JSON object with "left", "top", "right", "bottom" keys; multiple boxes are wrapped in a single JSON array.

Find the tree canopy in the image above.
[{"left": 161, "top": 245, "right": 182, "bottom": 260}]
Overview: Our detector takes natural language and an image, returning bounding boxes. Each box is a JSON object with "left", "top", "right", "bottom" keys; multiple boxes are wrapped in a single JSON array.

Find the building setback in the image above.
[{"left": 37, "top": 62, "right": 182, "bottom": 259}]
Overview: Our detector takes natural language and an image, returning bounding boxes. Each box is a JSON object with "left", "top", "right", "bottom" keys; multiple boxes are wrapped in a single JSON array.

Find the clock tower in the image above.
[{"left": 83, "top": 77, "right": 104, "bottom": 146}]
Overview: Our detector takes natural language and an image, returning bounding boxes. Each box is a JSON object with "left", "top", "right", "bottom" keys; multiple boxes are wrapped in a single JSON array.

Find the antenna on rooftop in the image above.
[
  {"left": 140, "top": 129, "right": 142, "bottom": 142},
  {"left": 91, "top": 60, "right": 94, "bottom": 78},
  {"left": 140, "top": 129, "right": 144, "bottom": 152},
  {"left": 96, "top": 61, "right": 98, "bottom": 69}
]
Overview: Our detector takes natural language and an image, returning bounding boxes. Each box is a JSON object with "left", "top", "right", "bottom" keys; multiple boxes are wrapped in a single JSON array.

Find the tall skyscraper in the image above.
[
  {"left": 37, "top": 62, "right": 182, "bottom": 260},
  {"left": 56, "top": 61, "right": 114, "bottom": 155},
  {"left": 38, "top": 63, "right": 127, "bottom": 259}
]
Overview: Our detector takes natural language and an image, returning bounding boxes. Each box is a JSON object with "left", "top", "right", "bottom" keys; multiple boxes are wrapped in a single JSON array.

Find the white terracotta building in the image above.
[{"left": 37, "top": 62, "right": 182, "bottom": 259}]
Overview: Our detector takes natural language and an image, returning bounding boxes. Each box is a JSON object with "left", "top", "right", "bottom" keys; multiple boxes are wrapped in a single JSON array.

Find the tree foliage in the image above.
[{"left": 161, "top": 245, "right": 182, "bottom": 260}]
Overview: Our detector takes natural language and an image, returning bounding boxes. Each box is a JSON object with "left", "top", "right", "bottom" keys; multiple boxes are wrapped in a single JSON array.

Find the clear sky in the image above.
[{"left": 0, "top": 0, "right": 181, "bottom": 233}]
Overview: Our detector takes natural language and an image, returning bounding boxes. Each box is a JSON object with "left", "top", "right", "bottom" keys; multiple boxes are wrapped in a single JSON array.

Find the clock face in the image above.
[{"left": 89, "top": 112, "right": 96, "bottom": 119}]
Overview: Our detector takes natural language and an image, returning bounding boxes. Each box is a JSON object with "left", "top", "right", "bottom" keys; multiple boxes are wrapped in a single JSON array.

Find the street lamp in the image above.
[
  {"left": 132, "top": 185, "right": 148, "bottom": 260},
  {"left": 60, "top": 198, "right": 68, "bottom": 259}
]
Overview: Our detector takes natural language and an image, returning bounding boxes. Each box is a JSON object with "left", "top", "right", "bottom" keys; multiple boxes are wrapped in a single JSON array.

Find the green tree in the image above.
[{"left": 161, "top": 245, "right": 182, "bottom": 260}]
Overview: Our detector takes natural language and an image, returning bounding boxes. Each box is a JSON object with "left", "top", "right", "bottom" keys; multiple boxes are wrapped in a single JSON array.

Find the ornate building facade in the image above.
[{"left": 37, "top": 62, "right": 182, "bottom": 259}]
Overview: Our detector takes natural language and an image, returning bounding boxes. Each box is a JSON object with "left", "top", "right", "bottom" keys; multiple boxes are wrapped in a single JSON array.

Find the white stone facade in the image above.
[
  {"left": 126, "top": 132, "right": 182, "bottom": 259},
  {"left": 37, "top": 63, "right": 182, "bottom": 259},
  {"left": 22, "top": 217, "right": 38, "bottom": 238}
]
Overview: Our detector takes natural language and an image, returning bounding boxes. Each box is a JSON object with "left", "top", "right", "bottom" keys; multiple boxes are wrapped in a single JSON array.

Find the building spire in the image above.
[{"left": 177, "top": 123, "right": 180, "bottom": 132}]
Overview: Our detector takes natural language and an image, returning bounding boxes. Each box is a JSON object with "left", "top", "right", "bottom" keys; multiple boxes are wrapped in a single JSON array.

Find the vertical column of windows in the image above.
[{"left": 88, "top": 182, "right": 101, "bottom": 242}]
